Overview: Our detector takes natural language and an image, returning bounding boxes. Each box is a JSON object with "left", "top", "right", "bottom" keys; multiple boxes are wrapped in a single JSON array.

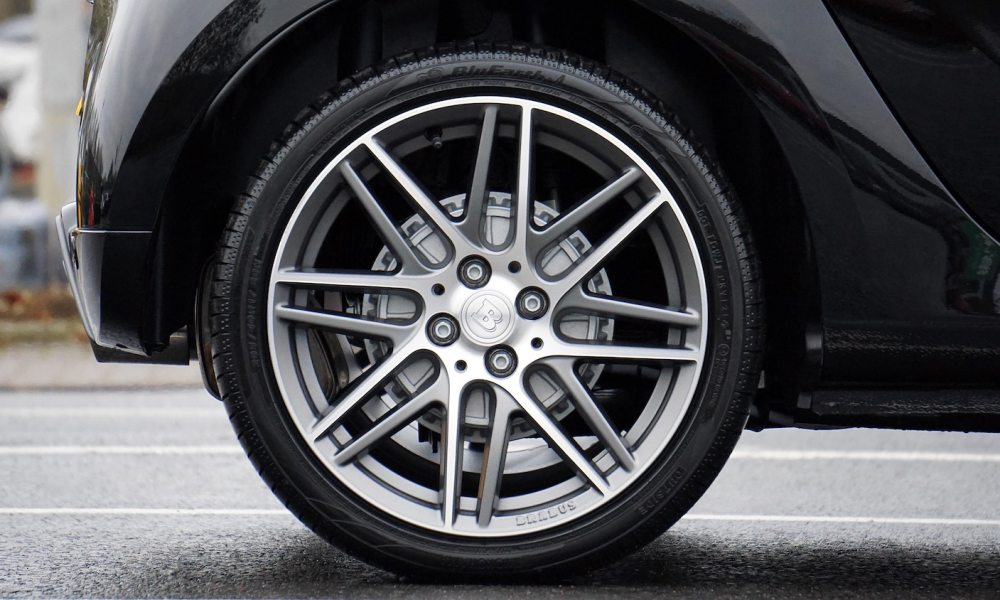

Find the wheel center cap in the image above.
[{"left": 461, "top": 290, "right": 515, "bottom": 345}]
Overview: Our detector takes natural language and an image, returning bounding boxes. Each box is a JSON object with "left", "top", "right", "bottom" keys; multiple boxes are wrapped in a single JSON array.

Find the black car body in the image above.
[{"left": 60, "top": 0, "right": 1000, "bottom": 431}]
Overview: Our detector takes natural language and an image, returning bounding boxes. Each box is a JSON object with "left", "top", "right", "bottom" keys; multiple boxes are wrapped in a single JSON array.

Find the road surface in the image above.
[{"left": 1, "top": 389, "right": 998, "bottom": 598}]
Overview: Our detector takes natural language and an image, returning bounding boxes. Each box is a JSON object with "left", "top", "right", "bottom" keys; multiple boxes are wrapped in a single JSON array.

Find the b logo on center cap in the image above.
[
  {"left": 462, "top": 291, "right": 515, "bottom": 344},
  {"left": 471, "top": 297, "right": 504, "bottom": 332}
]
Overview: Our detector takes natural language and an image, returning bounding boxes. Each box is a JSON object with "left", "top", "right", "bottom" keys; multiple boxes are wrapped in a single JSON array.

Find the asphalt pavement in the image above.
[{"left": 1, "top": 388, "right": 999, "bottom": 599}]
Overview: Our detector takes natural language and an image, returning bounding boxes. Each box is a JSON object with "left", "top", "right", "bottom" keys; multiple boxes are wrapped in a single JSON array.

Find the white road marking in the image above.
[
  {"left": 0, "top": 445, "right": 241, "bottom": 455},
  {"left": 0, "top": 508, "right": 286, "bottom": 516},
  {"left": 0, "top": 407, "right": 220, "bottom": 418},
  {"left": 682, "top": 514, "right": 1000, "bottom": 527},
  {"left": 731, "top": 449, "right": 1000, "bottom": 463},
  {"left": 0, "top": 509, "right": 997, "bottom": 527}
]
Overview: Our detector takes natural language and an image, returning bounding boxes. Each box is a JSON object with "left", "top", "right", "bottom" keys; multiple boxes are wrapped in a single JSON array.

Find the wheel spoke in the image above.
[
  {"left": 365, "top": 138, "right": 473, "bottom": 255},
  {"left": 512, "top": 106, "right": 533, "bottom": 254},
  {"left": 339, "top": 161, "right": 428, "bottom": 273},
  {"left": 310, "top": 343, "right": 419, "bottom": 441},
  {"left": 476, "top": 386, "right": 514, "bottom": 527},
  {"left": 551, "top": 194, "right": 666, "bottom": 293},
  {"left": 461, "top": 105, "right": 499, "bottom": 244},
  {"left": 275, "top": 305, "right": 414, "bottom": 345},
  {"left": 515, "top": 381, "right": 610, "bottom": 494},
  {"left": 334, "top": 371, "right": 445, "bottom": 466},
  {"left": 560, "top": 286, "right": 700, "bottom": 328},
  {"left": 548, "top": 339, "right": 698, "bottom": 363},
  {"left": 546, "top": 358, "right": 635, "bottom": 471},
  {"left": 529, "top": 167, "right": 642, "bottom": 256},
  {"left": 440, "top": 377, "right": 465, "bottom": 529},
  {"left": 273, "top": 268, "right": 420, "bottom": 293}
]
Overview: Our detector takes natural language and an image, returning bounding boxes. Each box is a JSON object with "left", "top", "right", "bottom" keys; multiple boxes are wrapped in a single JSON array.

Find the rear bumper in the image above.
[
  {"left": 56, "top": 203, "right": 100, "bottom": 343},
  {"left": 56, "top": 202, "right": 189, "bottom": 364}
]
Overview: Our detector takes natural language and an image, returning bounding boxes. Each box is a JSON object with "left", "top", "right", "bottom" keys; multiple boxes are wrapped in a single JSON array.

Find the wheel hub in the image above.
[
  {"left": 461, "top": 290, "right": 515, "bottom": 345},
  {"left": 360, "top": 190, "right": 612, "bottom": 442}
]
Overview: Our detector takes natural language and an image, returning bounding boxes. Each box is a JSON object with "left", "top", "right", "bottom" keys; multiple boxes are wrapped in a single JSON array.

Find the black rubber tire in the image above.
[{"left": 209, "top": 43, "right": 763, "bottom": 578}]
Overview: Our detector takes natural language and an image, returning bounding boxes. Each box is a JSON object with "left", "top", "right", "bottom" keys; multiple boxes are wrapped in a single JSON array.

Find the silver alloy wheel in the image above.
[{"left": 267, "top": 96, "right": 707, "bottom": 536}]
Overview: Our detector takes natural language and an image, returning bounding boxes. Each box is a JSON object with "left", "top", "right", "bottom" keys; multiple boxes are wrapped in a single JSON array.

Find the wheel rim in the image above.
[{"left": 267, "top": 96, "right": 708, "bottom": 536}]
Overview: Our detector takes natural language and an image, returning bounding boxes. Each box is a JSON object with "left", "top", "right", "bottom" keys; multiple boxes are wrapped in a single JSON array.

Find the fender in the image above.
[
  {"left": 79, "top": 0, "right": 335, "bottom": 230},
  {"left": 641, "top": 0, "right": 1000, "bottom": 388},
  {"left": 75, "top": 0, "right": 1000, "bottom": 393},
  {"left": 76, "top": 0, "right": 335, "bottom": 349}
]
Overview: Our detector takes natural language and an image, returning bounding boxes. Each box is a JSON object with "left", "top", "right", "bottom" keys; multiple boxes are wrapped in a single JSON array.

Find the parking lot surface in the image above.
[{"left": 1, "top": 389, "right": 998, "bottom": 599}]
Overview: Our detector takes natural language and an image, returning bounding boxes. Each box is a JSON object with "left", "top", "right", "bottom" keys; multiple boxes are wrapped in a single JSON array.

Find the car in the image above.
[{"left": 57, "top": 0, "right": 1000, "bottom": 578}]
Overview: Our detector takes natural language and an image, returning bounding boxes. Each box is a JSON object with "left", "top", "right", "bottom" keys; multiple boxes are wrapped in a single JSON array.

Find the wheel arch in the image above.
[{"left": 152, "top": 0, "right": 818, "bottom": 417}]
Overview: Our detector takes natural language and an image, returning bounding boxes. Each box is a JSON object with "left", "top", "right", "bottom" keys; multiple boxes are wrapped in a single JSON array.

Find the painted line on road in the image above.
[
  {"left": 682, "top": 514, "right": 1000, "bottom": 527},
  {"left": 0, "top": 507, "right": 286, "bottom": 516},
  {"left": 0, "top": 407, "right": 220, "bottom": 418},
  {"left": 0, "top": 508, "right": 997, "bottom": 527},
  {"left": 0, "top": 445, "right": 242, "bottom": 455},
  {"left": 730, "top": 449, "right": 1000, "bottom": 463}
]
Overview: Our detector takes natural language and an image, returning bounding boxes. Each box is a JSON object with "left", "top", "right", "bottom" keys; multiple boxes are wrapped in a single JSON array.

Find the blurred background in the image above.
[{"left": 0, "top": 0, "right": 198, "bottom": 388}]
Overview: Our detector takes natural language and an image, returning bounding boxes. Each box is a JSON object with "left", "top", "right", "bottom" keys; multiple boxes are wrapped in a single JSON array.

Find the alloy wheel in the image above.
[{"left": 266, "top": 96, "right": 708, "bottom": 536}]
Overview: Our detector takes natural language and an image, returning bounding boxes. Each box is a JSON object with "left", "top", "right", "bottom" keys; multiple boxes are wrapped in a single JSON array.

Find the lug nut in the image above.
[
  {"left": 428, "top": 314, "right": 459, "bottom": 346},
  {"left": 517, "top": 288, "right": 548, "bottom": 320},
  {"left": 459, "top": 257, "right": 491, "bottom": 289},
  {"left": 485, "top": 346, "right": 517, "bottom": 378}
]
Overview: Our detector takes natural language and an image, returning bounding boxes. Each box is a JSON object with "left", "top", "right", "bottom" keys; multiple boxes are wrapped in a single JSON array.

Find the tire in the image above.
[{"left": 210, "top": 43, "right": 762, "bottom": 578}]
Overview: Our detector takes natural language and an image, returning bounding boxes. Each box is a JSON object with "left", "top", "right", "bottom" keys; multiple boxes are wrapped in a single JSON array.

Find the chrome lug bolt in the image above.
[
  {"left": 517, "top": 288, "right": 548, "bottom": 320},
  {"left": 485, "top": 346, "right": 517, "bottom": 378},
  {"left": 427, "top": 314, "right": 460, "bottom": 346},
  {"left": 459, "top": 257, "right": 491, "bottom": 289}
]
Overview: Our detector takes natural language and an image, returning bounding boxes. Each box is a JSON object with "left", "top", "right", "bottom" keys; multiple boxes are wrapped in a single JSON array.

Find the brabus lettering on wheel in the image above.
[{"left": 516, "top": 500, "right": 578, "bottom": 526}]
